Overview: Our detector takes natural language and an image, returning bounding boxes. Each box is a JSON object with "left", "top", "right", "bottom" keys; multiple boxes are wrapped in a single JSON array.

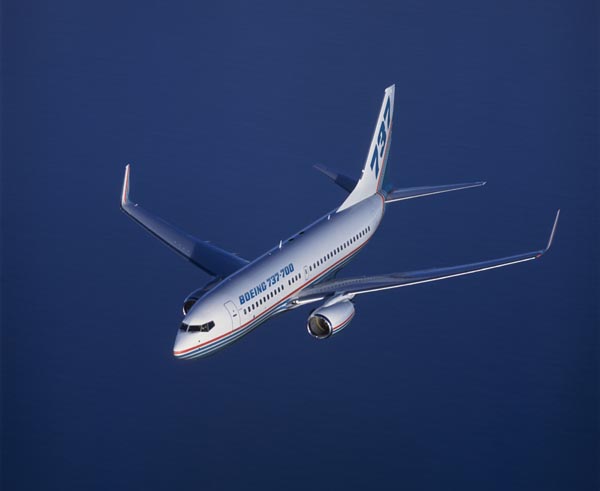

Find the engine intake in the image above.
[
  {"left": 307, "top": 299, "right": 355, "bottom": 339},
  {"left": 182, "top": 278, "right": 222, "bottom": 315}
]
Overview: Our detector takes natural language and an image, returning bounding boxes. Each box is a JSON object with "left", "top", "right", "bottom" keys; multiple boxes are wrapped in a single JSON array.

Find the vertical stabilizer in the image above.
[{"left": 337, "top": 84, "right": 394, "bottom": 212}]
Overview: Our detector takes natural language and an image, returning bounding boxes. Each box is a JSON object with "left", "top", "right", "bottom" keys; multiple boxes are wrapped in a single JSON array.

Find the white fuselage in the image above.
[{"left": 173, "top": 193, "right": 385, "bottom": 359}]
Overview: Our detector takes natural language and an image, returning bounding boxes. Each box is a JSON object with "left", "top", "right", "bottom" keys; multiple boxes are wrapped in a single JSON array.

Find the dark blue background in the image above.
[{"left": 2, "top": 1, "right": 598, "bottom": 489}]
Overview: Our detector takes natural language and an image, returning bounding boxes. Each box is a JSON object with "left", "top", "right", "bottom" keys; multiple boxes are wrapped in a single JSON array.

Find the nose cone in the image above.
[{"left": 173, "top": 326, "right": 194, "bottom": 359}]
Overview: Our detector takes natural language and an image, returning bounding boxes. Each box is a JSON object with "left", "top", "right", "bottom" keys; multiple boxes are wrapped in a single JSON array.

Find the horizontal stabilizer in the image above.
[
  {"left": 313, "top": 164, "right": 357, "bottom": 193},
  {"left": 385, "top": 181, "right": 486, "bottom": 203},
  {"left": 120, "top": 165, "right": 249, "bottom": 277}
]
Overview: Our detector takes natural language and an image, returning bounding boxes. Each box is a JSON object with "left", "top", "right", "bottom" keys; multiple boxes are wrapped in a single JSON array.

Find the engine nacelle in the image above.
[
  {"left": 307, "top": 299, "right": 355, "bottom": 339},
  {"left": 182, "top": 278, "right": 222, "bottom": 315}
]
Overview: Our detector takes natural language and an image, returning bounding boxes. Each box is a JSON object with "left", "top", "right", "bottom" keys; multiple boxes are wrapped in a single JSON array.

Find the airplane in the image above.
[{"left": 120, "top": 84, "right": 560, "bottom": 360}]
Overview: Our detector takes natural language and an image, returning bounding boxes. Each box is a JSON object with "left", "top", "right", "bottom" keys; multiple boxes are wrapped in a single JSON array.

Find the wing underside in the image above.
[
  {"left": 120, "top": 165, "right": 249, "bottom": 277},
  {"left": 292, "top": 210, "right": 560, "bottom": 305}
]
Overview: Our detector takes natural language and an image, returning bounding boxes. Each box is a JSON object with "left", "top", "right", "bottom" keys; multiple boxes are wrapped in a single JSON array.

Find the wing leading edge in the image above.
[
  {"left": 292, "top": 210, "right": 560, "bottom": 305},
  {"left": 120, "top": 165, "right": 249, "bottom": 277}
]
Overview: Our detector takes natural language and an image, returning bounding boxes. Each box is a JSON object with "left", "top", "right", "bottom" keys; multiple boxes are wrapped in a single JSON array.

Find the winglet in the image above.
[
  {"left": 536, "top": 209, "right": 560, "bottom": 258},
  {"left": 545, "top": 209, "right": 560, "bottom": 252},
  {"left": 121, "top": 164, "right": 131, "bottom": 207}
]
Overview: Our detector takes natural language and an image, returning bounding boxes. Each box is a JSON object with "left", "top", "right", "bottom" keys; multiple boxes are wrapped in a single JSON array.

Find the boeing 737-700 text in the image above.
[{"left": 121, "top": 85, "right": 559, "bottom": 360}]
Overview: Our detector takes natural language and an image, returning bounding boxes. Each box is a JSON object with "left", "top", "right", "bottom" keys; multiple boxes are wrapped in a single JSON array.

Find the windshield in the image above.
[{"left": 179, "top": 321, "right": 215, "bottom": 333}]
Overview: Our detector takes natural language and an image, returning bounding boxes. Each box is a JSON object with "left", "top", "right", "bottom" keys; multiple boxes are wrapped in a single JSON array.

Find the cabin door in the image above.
[{"left": 224, "top": 301, "right": 240, "bottom": 330}]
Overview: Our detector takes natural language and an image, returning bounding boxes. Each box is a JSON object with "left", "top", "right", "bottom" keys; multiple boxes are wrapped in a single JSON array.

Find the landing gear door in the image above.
[{"left": 224, "top": 301, "right": 240, "bottom": 330}]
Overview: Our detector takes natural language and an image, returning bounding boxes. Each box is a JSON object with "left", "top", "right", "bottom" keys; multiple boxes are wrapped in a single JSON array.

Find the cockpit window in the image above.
[{"left": 180, "top": 321, "right": 215, "bottom": 333}]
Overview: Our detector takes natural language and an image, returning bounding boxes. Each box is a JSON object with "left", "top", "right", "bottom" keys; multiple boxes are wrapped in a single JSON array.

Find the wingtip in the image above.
[
  {"left": 533, "top": 209, "right": 561, "bottom": 259},
  {"left": 121, "top": 164, "right": 131, "bottom": 207},
  {"left": 546, "top": 209, "right": 560, "bottom": 251}
]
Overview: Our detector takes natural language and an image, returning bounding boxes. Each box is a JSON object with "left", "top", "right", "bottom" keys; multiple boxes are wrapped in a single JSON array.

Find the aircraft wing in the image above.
[
  {"left": 120, "top": 165, "right": 249, "bottom": 277},
  {"left": 292, "top": 210, "right": 560, "bottom": 304}
]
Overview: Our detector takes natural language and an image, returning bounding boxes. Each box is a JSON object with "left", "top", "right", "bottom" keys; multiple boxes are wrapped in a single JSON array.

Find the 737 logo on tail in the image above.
[{"left": 369, "top": 96, "right": 392, "bottom": 179}]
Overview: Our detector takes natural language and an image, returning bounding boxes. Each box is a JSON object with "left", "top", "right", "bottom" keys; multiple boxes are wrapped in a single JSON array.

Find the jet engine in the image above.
[
  {"left": 307, "top": 299, "right": 355, "bottom": 339},
  {"left": 182, "top": 278, "right": 222, "bottom": 315}
]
